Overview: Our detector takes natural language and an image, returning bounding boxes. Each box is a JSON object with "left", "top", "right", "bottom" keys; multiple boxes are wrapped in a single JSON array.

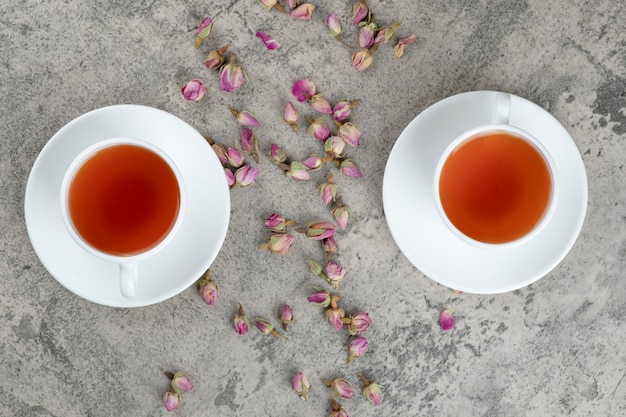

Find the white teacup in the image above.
[
  {"left": 60, "top": 137, "right": 186, "bottom": 297},
  {"left": 434, "top": 93, "right": 559, "bottom": 249}
]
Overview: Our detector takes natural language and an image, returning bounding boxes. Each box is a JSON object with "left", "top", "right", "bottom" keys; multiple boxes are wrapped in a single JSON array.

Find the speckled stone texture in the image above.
[{"left": 1, "top": 0, "right": 625, "bottom": 416}]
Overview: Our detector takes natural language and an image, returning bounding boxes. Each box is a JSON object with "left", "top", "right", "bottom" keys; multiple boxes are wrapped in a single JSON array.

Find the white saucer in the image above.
[
  {"left": 25, "top": 105, "right": 230, "bottom": 307},
  {"left": 382, "top": 91, "right": 588, "bottom": 294}
]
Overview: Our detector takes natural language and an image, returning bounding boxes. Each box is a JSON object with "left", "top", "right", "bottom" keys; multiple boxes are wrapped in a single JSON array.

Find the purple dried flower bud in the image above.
[
  {"left": 338, "top": 122, "right": 361, "bottom": 148},
  {"left": 254, "top": 318, "right": 274, "bottom": 335},
  {"left": 352, "top": 0, "right": 369, "bottom": 25},
  {"left": 204, "top": 48, "right": 226, "bottom": 70},
  {"left": 171, "top": 372, "right": 194, "bottom": 394},
  {"left": 224, "top": 168, "right": 235, "bottom": 187},
  {"left": 363, "top": 381, "right": 383, "bottom": 405},
  {"left": 374, "top": 22, "right": 401, "bottom": 44},
  {"left": 340, "top": 159, "right": 363, "bottom": 178},
  {"left": 307, "top": 288, "right": 331, "bottom": 307},
  {"left": 352, "top": 48, "right": 375, "bottom": 72},
  {"left": 290, "top": 3, "right": 315, "bottom": 20},
  {"left": 394, "top": 34, "right": 417, "bottom": 58},
  {"left": 322, "top": 236, "right": 338, "bottom": 254},
  {"left": 440, "top": 309, "right": 455, "bottom": 331},
  {"left": 265, "top": 233, "right": 296, "bottom": 254},
  {"left": 163, "top": 391, "right": 180, "bottom": 412},
  {"left": 226, "top": 147, "right": 244, "bottom": 168},
  {"left": 292, "top": 79, "right": 316, "bottom": 102},
  {"left": 325, "top": 136, "right": 346, "bottom": 157},
  {"left": 306, "top": 257, "right": 323, "bottom": 276},
  {"left": 256, "top": 31, "right": 281, "bottom": 50},
  {"left": 234, "top": 165, "right": 259, "bottom": 187},
  {"left": 286, "top": 161, "right": 311, "bottom": 181},
  {"left": 302, "top": 155, "right": 322, "bottom": 170},
  {"left": 292, "top": 371, "right": 311, "bottom": 400},
  {"left": 212, "top": 143, "right": 228, "bottom": 164},
  {"left": 278, "top": 304, "right": 293, "bottom": 330},
  {"left": 181, "top": 79, "right": 206, "bottom": 101},
  {"left": 233, "top": 304, "right": 250, "bottom": 335},
  {"left": 326, "top": 13, "right": 343, "bottom": 37},
  {"left": 308, "top": 118, "right": 332, "bottom": 141},
  {"left": 325, "top": 261, "right": 346, "bottom": 288},
  {"left": 241, "top": 128, "right": 256, "bottom": 155},
  {"left": 332, "top": 205, "right": 351, "bottom": 230},
  {"left": 269, "top": 143, "right": 287, "bottom": 163},
  {"left": 284, "top": 101, "right": 300, "bottom": 130},
  {"left": 326, "top": 378, "right": 354, "bottom": 400},
  {"left": 195, "top": 16, "right": 214, "bottom": 48},
  {"left": 347, "top": 312, "right": 371, "bottom": 335},
  {"left": 326, "top": 307, "right": 345, "bottom": 331},
  {"left": 359, "top": 22, "right": 376, "bottom": 48},
  {"left": 219, "top": 54, "right": 247, "bottom": 92},
  {"left": 319, "top": 182, "right": 338, "bottom": 205},
  {"left": 332, "top": 101, "right": 352, "bottom": 122},
  {"left": 265, "top": 213, "right": 287, "bottom": 232},
  {"left": 229, "top": 107, "right": 260, "bottom": 127},
  {"left": 310, "top": 93, "right": 333, "bottom": 114},
  {"left": 198, "top": 278, "right": 218, "bottom": 305},
  {"left": 305, "top": 221, "right": 335, "bottom": 240},
  {"left": 348, "top": 337, "right": 368, "bottom": 362}
]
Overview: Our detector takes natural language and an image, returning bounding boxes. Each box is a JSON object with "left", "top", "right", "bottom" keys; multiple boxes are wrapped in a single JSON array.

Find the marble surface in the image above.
[{"left": 1, "top": 0, "right": 625, "bottom": 415}]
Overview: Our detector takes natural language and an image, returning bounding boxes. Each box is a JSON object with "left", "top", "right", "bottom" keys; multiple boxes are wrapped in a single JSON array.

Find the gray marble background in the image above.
[{"left": 1, "top": 0, "right": 625, "bottom": 416}]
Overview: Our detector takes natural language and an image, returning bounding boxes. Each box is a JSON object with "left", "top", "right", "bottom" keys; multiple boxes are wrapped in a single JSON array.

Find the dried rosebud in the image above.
[
  {"left": 359, "top": 374, "right": 382, "bottom": 405},
  {"left": 265, "top": 213, "right": 287, "bottom": 232},
  {"left": 195, "top": 16, "right": 214, "bottom": 48},
  {"left": 332, "top": 101, "right": 352, "bottom": 122},
  {"left": 233, "top": 304, "right": 250, "bottom": 335},
  {"left": 226, "top": 147, "right": 244, "bottom": 168},
  {"left": 278, "top": 304, "right": 294, "bottom": 330},
  {"left": 229, "top": 107, "right": 260, "bottom": 127},
  {"left": 332, "top": 205, "right": 351, "bottom": 231},
  {"left": 394, "top": 34, "right": 417, "bottom": 58},
  {"left": 290, "top": 3, "right": 315, "bottom": 20},
  {"left": 302, "top": 155, "right": 323, "bottom": 170},
  {"left": 340, "top": 159, "right": 363, "bottom": 178},
  {"left": 284, "top": 101, "right": 300, "bottom": 131},
  {"left": 305, "top": 221, "right": 335, "bottom": 240},
  {"left": 269, "top": 143, "right": 287, "bottom": 163},
  {"left": 198, "top": 276, "right": 218, "bottom": 305},
  {"left": 359, "top": 22, "right": 376, "bottom": 48},
  {"left": 322, "top": 236, "right": 338, "bottom": 254},
  {"left": 212, "top": 143, "right": 228, "bottom": 164},
  {"left": 374, "top": 22, "right": 401, "bottom": 44},
  {"left": 204, "top": 44, "right": 229, "bottom": 69},
  {"left": 262, "top": 233, "right": 296, "bottom": 254},
  {"left": 234, "top": 165, "right": 259, "bottom": 187},
  {"left": 241, "top": 128, "right": 259, "bottom": 162},
  {"left": 339, "top": 122, "right": 361, "bottom": 148},
  {"left": 306, "top": 257, "right": 323, "bottom": 276},
  {"left": 163, "top": 391, "right": 180, "bottom": 412},
  {"left": 352, "top": 0, "right": 369, "bottom": 25},
  {"left": 292, "top": 371, "right": 311, "bottom": 400},
  {"left": 292, "top": 79, "right": 316, "bottom": 102},
  {"left": 256, "top": 31, "right": 281, "bottom": 50},
  {"left": 171, "top": 372, "right": 193, "bottom": 394},
  {"left": 440, "top": 309, "right": 455, "bottom": 331},
  {"left": 310, "top": 93, "right": 333, "bottom": 114},
  {"left": 258, "top": 0, "right": 277, "bottom": 10},
  {"left": 308, "top": 117, "right": 332, "bottom": 141},
  {"left": 351, "top": 48, "right": 375, "bottom": 72},
  {"left": 181, "top": 79, "right": 206, "bottom": 101},
  {"left": 254, "top": 317, "right": 287, "bottom": 339},
  {"left": 325, "top": 261, "right": 346, "bottom": 288},
  {"left": 307, "top": 288, "right": 331, "bottom": 307},
  {"left": 326, "top": 307, "right": 345, "bottom": 331},
  {"left": 219, "top": 54, "right": 247, "bottom": 92},
  {"left": 329, "top": 399, "right": 349, "bottom": 417},
  {"left": 224, "top": 168, "right": 235, "bottom": 187},
  {"left": 325, "top": 136, "right": 346, "bottom": 157},
  {"left": 284, "top": 0, "right": 296, "bottom": 9},
  {"left": 319, "top": 182, "right": 338, "bottom": 205},
  {"left": 326, "top": 13, "right": 343, "bottom": 37},
  {"left": 323, "top": 378, "right": 354, "bottom": 401},
  {"left": 286, "top": 161, "right": 311, "bottom": 181},
  {"left": 348, "top": 337, "right": 368, "bottom": 362},
  {"left": 347, "top": 312, "right": 371, "bottom": 335}
]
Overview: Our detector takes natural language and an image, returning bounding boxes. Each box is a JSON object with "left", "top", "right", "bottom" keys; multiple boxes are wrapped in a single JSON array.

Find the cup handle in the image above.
[
  {"left": 120, "top": 263, "right": 138, "bottom": 298},
  {"left": 491, "top": 92, "right": 511, "bottom": 124}
]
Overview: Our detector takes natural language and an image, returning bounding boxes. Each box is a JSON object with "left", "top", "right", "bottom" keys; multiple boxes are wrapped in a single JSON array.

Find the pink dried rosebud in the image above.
[
  {"left": 224, "top": 168, "right": 235, "bottom": 187},
  {"left": 326, "top": 13, "right": 343, "bottom": 37},
  {"left": 359, "top": 22, "right": 376, "bottom": 48},
  {"left": 305, "top": 221, "right": 335, "bottom": 240},
  {"left": 292, "top": 371, "right": 311, "bottom": 400},
  {"left": 339, "top": 122, "right": 361, "bottom": 148},
  {"left": 325, "top": 136, "right": 346, "bottom": 157},
  {"left": 352, "top": 48, "right": 375, "bottom": 72},
  {"left": 292, "top": 79, "right": 316, "bottom": 102},
  {"left": 226, "top": 147, "right": 244, "bottom": 168},
  {"left": 347, "top": 312, "right": 371, "bottom": 335},
  {"left": 325, "top": 261, "right": 346, "bottom": 288},
  {"left": 308, "top": 117, "right": 332, "bottom": 141},
  {"left": 322, "top": 236, "right": 338, "bottom": 254},
  {"left": 440, "top": 309, "right": 455, "bottom": 331},
  {"left": 278, "top": 304, "right": 294, "bottom": 331},
  {"left": 198, "top": 272, "right": 219, "bottom": 306},
  {"left": 310, "top": 93, "right": 333, "bottom": 114},
  {"left": 290, "top": 3, "right": 315, "bottom": 20},
  {"left": 284, "top": 0, "right": 296, "bottom": 9},
  {"left": 359, "top": 374, "right": 382, "bottom": 405},
  {"left": 265, "top": 213, "right": 287, "bottom": 232},
  {"left": 181, "top": 79, "right": 206, "bottom": 101},
  {"left": 340, "top": 159, "right": 363, "bottom": 178},
  {"left": 352, "top": 0, "right": 369, "bottom": 25},
  {"left": 241, "top": 128, "right": 259, "bottom": 161},
  {"left": 306, "top": 257, "right": 323, "bottom": 276},
  {"left": 307, "top": 288, "right": 331, "bottom": 307},
  {"left": 204, "top": 44, "right": 229, "bottom": 69},
  {"left": 219, "top": 54, "right": 247, "bottom": 92},
  {"left": 234, "top": 165, "right": 259, "bottom": 187},
  {"left": 171, "top": 372, "right": 193, "bottom": 394},
  {"left": 374, "top": 22, "right": 401, "bottom": 44},
  {"left": 256, "top": 31, "right": 281, "bottom": 50},
  {"left": 332, "top": 101, "right": 352, "bottom": 122},
  {"left": 233, "top": 305, "right": 250, "bottom": 335},
  {"left": 323, "top": 378, "right": 354, "bottom": 401},
  {"left": 302, "top": 155, "right": 323, "bottom": 170},
  {"left": 286, "top": 161, "right": 311, "bottom": 181},
  {"left": 394, "top": 34, "right": 417, "bottom": 58},
  {"left": 261, "top": 233, "right": 296, "bottom": 255},
  {"left": 319, "top": 182, "right": 338, "bottom": 205},
  {"left": 163, "top": 391, "right": 180, "bottom": 412},
  {"left": 284, "top": 101, "right": 300, "bottom": 131},
  {"left": 333, "top": 205, "right": 351, "bottom": 231},
  {"left": 269, "top": 143, "right": 287, "bottom": 163},
  {"left": 348, "top": 337, "right": 368, "bottom": 362},
  {"left": 254, "top": 317, "right": 287, "bottom": 339},
  {"left": 329, "top": 399, "right": 349, "bottom": 417},
  {"left": 195, "top": 16, "right": 214, "bottom": 48},
  {"left": 229, "top": 107, "right": 260, "bottom": 127},
  {"left": 326, "top": 307, "right": 345, "bottom": 331},
  {"left": 212, "top": 143, "right": 228, "bottom": 164}
]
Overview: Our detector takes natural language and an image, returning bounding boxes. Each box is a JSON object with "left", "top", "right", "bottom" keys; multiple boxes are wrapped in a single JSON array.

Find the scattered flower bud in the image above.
[
  {"left": 278, "top": 304, "right": 294, "bottom": 331},
  {"left": 265, "top": 213, "right": 287, "bottom": 232},
  {"left": 329, "top": 399, "right": 349, "bottom": 417},
  {"left": 284, "top": 101, "right": 300, "bottom": 131},
  {"left": 163, "top": 391, "right": 180, "bottom": 412},
  {"left": 322, "top": 378, "right": 354, "bottom": 401},
  {"left": 348, "top": 337, "right": 368, "bottom": 362},
  {"left": 229, "top": 107, "right": 260, "bottom": 127},
  {"left": 351, "top": 48, "right": 375, "bottom": 72},
  {"left": 308, "top": 117, "right": 332, "bottom": 141},
  {"left": 181, "top": 79, "right": 206, "bottom": 101},
  {"left": 322, "top": 236, "right": 338, "bottom": 254},
  {"left": 260, "top": 233, "right": 296, "bottom": 254},
  {"left": 340, "top": 159, "right": 363, "bottom": 178},
  {"left": 292, "top": 371, "right": 311, "bottom": 400},
  {"left": 310, "top": 93, "right": 333, "bottom": 114},
  {"left": 292, "top": 79, "right": 316, "bottom": 102},
  {"left": 233, "top": 304, "right": 250, "bottom": 335},
  {"left": 195, "top": 16, "right": 214, "bottom": 49},
  {"left": 440, "top": 309, "right": 455, "bottom": 331},
  {"left": 290, "top": 3, "right": 315, "bottom": 20},
  {"left": 346, "top": 312, "right": 371, "bottom": 335},
  {"left": 224, "top": 168, "right": 235, "bottom": 187},
  {"left": 332, "top": 205, "right": 351, "bottom": 230},
  {"left": 374, "top": 22, "right": 401, "bottom": 44},
  {"left": 324, "top": 136, "right": 346, "bottom": 157},
  {"left": 326, "top": 13, "right": 343, "bottom": 37},
  {"left": 286, "top": 161, "right": 311, "bottom": 181},
  {"left": 219, "top": 54, "right": 247, "bottom": 92},
  {"left": 326, "top": 307, "right": 345, "bottom": 331},
  {"left": 234, "top": 165, "right": 259, "bottom": 187},
  {"left": 256, "top": 31, "right": 281, "bottom": 50},
  {"left": 284, "top": 0, "right": 296, "bottom": 9},
  {"left": 332, "top": 101, "right": 352, "bottom": 122},
  {"left": 338, "top": 122, "right": 361, "bottom": 148},
  {"left": 359, "top": 22, "right": 376, "bottom": 48},
  {"left": 241, "top": 128, "right": 259, "bottom": 163},
  {"left": 204, "top": 44, "right": 229, "bottom": 69},
  {"left": 226, "top": 147, "right": 244, "bottom": 168},
  {"left": 307, "top": 288, "right": 332, "bottom": 307},
  {"left": 306, "top": 257, "right": 323, "bottom": 276},
  {"left": 258, "top": 0, "right": 277, "bottom": 10},
  {"left": 198, "top": 270, "right": 219, "bottom": 305},
  {"left": 352, "top": 0, "right": 369, "bottom": 25},
  {"left": 171, "top": 372, "right": 194, "bottom": 394},
  {"left": 319, "top": 182, "right": 338, "bottom": 205},
  {"left": 302, "top": 155, "right": 323, "bottom": 170},
  {"left": 394, "top": 34, "right": 417, "bottom": 58},
  {"left": 325, "top": 261, "right": 346, "bottom": 288},
  {"left": 212, "top": 143, "right": 228, "bottom": 164},
  {"left": 254, "top": 317, "right": 287, "bottom": 339},
  {"left": 359, "top": 373, "right": 382, "bottom": 405},
  {"left": 305, "top": 221, "right": 335, "bottom": 240},
  {"left": 269, "top": 143, "right": 287, "bottom": 163}
]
